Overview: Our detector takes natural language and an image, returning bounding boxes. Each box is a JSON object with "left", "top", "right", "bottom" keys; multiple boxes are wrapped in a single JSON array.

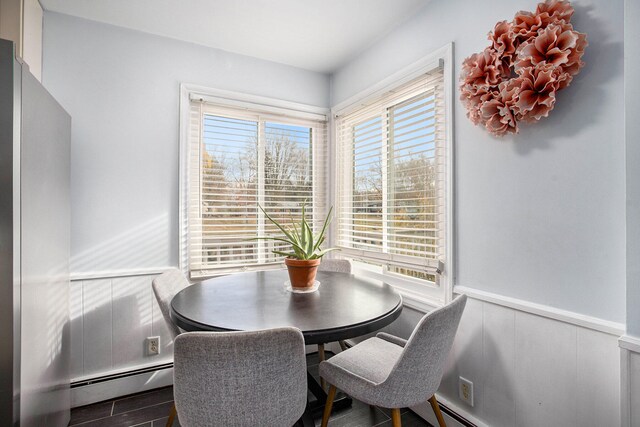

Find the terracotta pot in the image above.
[{"left": 284, "top": 258, "right": 321, "bottom": 289}]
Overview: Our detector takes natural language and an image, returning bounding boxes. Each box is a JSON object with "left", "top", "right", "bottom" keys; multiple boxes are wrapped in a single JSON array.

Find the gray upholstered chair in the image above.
[
  {"left": 151, "top": 268, "right": 190, "bottom": 426},
  {"left": 152, "top": 268, "right": 189, "bottom": 340},
  {"left": 173, "top": 328, "right": 307, "bottom": 427},
  {"left": 316, "top": 259, "right": 352, "bottom": 389},
  {"left": 319, "top": 294, "right": 467, "bottom": 427}
]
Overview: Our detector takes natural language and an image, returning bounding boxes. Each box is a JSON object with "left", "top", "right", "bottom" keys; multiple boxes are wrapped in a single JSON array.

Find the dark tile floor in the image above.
[{"left": 69, "top": 352, "right": 432, "bottom": 427}]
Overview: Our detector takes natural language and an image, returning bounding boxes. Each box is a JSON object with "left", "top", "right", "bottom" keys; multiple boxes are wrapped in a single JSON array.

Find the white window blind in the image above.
[
  {"left": 187, "top": 100, "right": 327, "bottom": 278},
  {"left": 335, "top": 66, "right": 446, "bottom": 283}
]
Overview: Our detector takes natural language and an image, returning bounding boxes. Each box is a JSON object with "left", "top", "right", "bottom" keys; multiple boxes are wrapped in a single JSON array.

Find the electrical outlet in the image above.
[
  {"left": 146, "top": 336, "right": 160, "bottom": 356},
  {"left": 459, "top": 376, "right": 474, "bottom": 406}
]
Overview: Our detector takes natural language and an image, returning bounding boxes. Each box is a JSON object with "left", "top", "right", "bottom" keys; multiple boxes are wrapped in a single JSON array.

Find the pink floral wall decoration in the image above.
[{"left": 459, "top": 0, "right": 588, "bottom": 137}]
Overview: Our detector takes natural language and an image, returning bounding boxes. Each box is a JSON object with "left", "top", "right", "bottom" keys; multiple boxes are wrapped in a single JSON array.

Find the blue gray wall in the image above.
[
  {"left": 625, "top": 0, "right": 640, "bottom": 337},
  {"left": 42, "top": 0, "right": 629, "bottom": 328},
  {"left": 42, "top": 12, "right": 330, "bottom": 274},
  {"left": 331, "top": 0, "right": 626, "bottom": 323}
]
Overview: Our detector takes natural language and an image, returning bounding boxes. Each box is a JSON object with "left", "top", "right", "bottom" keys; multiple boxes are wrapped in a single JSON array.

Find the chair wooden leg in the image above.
[
  {"left": 321, "top": 385, "right": 337, "bottom": 427},
  {"left": 318, "top": 343, "right": 326, "bottom": 390},
  {"left": 338, "top": 340, "right": 348, "bottom": 351},
  {"left": 391, "top": 408, "right": 402, "bottom": 427},
  {"left": 166, "top": 403, "right": 177, "bottom": 427},
  {"left": 428, "top": 395, "right": 446, "bottom": 427}
]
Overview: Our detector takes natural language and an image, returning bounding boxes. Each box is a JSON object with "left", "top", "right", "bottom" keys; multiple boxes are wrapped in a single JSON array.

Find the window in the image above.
[
  {"left": 183, "top": 93, "right": 327, "bottom": 278},
  {"left": 334, "top": 61, "right": 451, "bottom": 301}
]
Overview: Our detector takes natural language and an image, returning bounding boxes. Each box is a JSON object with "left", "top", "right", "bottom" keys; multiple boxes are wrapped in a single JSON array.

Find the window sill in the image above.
[
  {"left": 350, "top": 263, "right": 445, "bottom": 313},
  {"left": 392, "top": 286, "right": 442, "bottom": 313}
]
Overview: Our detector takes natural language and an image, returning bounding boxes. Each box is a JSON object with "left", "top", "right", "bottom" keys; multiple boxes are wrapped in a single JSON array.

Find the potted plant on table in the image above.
[{"left": 253, "top": 203, "right": 338, "bottom": 290}]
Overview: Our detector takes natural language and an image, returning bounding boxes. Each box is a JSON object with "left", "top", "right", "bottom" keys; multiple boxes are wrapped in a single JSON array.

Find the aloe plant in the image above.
[{"left": 252, "top": 203, "right": 339, "bottom": 260}]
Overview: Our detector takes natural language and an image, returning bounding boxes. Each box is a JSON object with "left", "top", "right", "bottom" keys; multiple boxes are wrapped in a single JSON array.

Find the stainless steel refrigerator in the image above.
[{"left": 0, "top": 38, "right": 71, "bottom": 426}]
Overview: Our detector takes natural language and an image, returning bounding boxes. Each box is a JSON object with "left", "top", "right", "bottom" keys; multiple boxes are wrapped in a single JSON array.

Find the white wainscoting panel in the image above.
[
  {"left": 514, "top": 311, "right": 577, "bottom": 426},
  {"left": 112, "top": 275, "right": 154, "bottom": 368},
  {"left": 630, "top": 350, "right": 640, "bottom": 427},
  {"left": 619, "top": 335, "right": 640, "bottom": 427},
  {"left": 406, "top": 293, "right": 621, "bottom": 427},
  {"left": 70, "top": 271, "right": 623, "bottom": 425},
  {"left": 153, "top": 291, "right": 175, "bottom": 358},
  {"left": 481, "top": 301, "right": 516, "bottom": 427},
  {"left": 69, "top": 280, "right": 84, "bottom": 380},
  {"left": 70, "top": 270, "right": 173, "bottom": 383},
  {"left": 440, "top": 298, "right": 484, "bottom": 419},
  {"left": 576, "top": 328, "right": 620, "bottom": 427},
  {"left": 81, "top": 278, "right": 113, "bottom": 375}
]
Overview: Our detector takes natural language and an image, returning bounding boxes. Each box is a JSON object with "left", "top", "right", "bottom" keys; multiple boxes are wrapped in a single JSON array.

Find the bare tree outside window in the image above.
[
  {"left": 200, "top": 115, "right": 313, "bottom": 265},
  {"left": 342, "top": 90, "right": 441, "bottom": 282}
]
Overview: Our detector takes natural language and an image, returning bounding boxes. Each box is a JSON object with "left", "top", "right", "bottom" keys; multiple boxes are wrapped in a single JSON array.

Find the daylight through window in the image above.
[
  {"left": 186, "top": 101, "right": 327, "bottom": 278},
  {"left": 335, "top": 66, "right": 447, "bottom": 287}
]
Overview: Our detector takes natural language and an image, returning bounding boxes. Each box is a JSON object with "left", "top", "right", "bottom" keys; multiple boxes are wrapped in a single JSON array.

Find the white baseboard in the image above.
[
  {"left": 71, "top": 366, "right": 174, "bottom": 408},
  {"left": 411, "top": 402, "right": 464, "bottom": 427},
  {"left": 411, "top": 393, "right": 489, "bottom": 427},
  {"left": 70, "top": 342, "right": 339, "bottom": 409}
]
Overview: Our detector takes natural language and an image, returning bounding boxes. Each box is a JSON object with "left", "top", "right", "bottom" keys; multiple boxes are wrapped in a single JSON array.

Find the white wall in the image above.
[
  {"left": 442, "top": 296, "right": 620, "bottom": 427},
  {"left": 343, "top": 295, "right": 623, "bottom": 427},
  {"left": 42, "top": 12, "right": 330, "bottom": 274},
  {"left": 69, "top": 272, "right": 173, "bottom": 380},
  {"left": 68, "top": 271, "right": 176, "bottom": 407},
  {"left": 41, "top": 13, "right": 330, "bottom": 403},
  {"left": 331, "top": 0, "right": 626, "bottom": 324},
  {"left": 358, "top": 294, "right": 621, "bottom": 427}
]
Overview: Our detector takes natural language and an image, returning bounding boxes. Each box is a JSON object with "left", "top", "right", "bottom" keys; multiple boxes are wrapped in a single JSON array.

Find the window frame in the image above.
[
  {"left": 329, "top": 44, "right": 454, "bottom": 307},
  {"left": 179, "top": 84, "right": 330, "bottom": 278}
]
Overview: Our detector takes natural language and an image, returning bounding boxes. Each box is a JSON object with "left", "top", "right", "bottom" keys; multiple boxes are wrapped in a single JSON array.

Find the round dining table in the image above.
[
  {"left": 170, "top": 269, "right": 403, "bottom": 424},
  {"left": 170, "top": 269, "right": 402, "bottom": 344}
]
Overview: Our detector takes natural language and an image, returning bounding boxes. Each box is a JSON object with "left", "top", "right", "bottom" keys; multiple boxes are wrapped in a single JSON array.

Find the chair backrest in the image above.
[
  {"left": 381, "top": 294, "right": 467, "bottom": 406},
  {"left": 152, "top": 268, "right": 189, "bottom": 339},
  {"left": 173, "top": 328, "right": 307, "bottom": 427},
  {"left": 318, "top": 259, "right": 351, "bottom": 274}
]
